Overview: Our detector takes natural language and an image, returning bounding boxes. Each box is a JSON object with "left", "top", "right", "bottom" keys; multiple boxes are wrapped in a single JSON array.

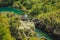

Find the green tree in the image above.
[{"left": 12, "top": 0, "right": 60, "bottom": 17}]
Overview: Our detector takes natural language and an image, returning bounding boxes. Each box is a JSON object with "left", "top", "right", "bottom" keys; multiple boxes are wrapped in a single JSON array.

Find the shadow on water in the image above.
[{"left": 35, "top": 28, "right": 55, "bottom": 40}]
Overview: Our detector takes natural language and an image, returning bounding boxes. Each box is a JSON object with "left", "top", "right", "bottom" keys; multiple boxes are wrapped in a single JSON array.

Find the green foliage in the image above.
[
  {"left": 0, "top": 0, "right": 60, "bottom": 40},
  {"left": 38, "top": 9, "right": 60, "bottom": 24},
  {"left": 22, "top": 37, "right": 46, "bottom": 40},
  {"left": 37, "top": 9, "right": 60, "bottom": 32},
  {"left": 0, "top": 0, "right": 60, "bottom": 16},
  {"left": 12, "top": 0, "right": 60, "bottom": 17},
  {"left": 0, "top": 12, "right": 18, "bottom": 40},
  {"left": 0, "top": 22, "right": 16, "bottom": 40}
]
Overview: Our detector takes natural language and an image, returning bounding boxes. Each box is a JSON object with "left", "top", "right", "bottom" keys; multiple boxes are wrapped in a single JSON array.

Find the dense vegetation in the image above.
[
  {"left": 12, "top": 0, "right": 60, "bottom": 16},
  {"left": 0, "top": 0, "right": 60, "bottom": 16},
  {"left": 37, "top": 9, "right": 60, "bottom": 34},
  {"left": 0, "top": 0, "right": 60, "bottom": 40},
  {"left": 0, "top": 12, "right": 16, "bottom": 40}
]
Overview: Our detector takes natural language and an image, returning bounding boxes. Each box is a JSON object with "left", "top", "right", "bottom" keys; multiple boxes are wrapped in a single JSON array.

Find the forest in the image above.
[{"left": 0, "top": 0, "right": 60, "bottom": 40}]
